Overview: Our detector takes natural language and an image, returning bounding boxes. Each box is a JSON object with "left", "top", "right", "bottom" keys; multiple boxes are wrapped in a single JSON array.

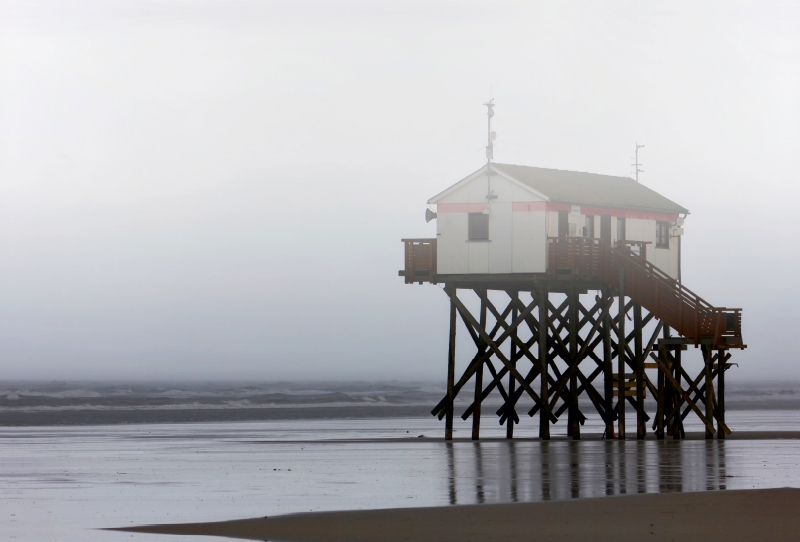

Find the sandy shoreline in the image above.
[{"left": 114, "top": 487, "right": 799, "bottom": 541}]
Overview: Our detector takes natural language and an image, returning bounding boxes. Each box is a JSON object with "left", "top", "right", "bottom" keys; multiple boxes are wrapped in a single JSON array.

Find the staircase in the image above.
[{"left": 548, "top": 237, "right": 743, "bottom": 349}]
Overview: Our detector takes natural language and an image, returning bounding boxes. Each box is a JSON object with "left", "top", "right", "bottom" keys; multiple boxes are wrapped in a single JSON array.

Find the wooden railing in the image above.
[
  {"left": 547, "top": 237, "right": 743, "bottom": 348},
  {"left": 401, "top": 238, "right": 437, "bottom": 284}
]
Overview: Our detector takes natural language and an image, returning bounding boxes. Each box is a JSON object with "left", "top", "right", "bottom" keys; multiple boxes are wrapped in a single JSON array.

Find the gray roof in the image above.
[{"left": 492, "top": 163, "right": 689, "bottom": 214}]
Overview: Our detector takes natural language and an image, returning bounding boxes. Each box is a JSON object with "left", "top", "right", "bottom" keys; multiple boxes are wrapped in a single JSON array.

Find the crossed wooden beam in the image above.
[
  {"left": 432, "top": 288, "right": 613, "bottom": 431},
  {"left": 431, "top": 286, "right": 732, "bottom": 440}
]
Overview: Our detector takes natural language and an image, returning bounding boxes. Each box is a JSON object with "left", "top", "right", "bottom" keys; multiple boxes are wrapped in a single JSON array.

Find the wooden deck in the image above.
[{"left": 400, "top": 237, "right": 744, "bottom": 349}]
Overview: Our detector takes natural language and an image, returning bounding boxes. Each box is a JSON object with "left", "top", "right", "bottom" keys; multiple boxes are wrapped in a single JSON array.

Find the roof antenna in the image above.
[
  {"left": 483, "top": 99, "right": 497, "bottom": 212},
  {"left": 631, "top": 142, "right": 644, "bottom": 183}
]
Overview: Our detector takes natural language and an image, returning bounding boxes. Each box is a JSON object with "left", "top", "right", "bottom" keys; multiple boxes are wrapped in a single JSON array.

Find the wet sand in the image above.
[
  {"left": 0, "top": 405, "right": 433, "bottom": 426},
  {"left": 115, "top": 487, "right": 799, "bottom": 541},
  {"left": 7, "top": 417, "right": 800, "bottom": 541}
]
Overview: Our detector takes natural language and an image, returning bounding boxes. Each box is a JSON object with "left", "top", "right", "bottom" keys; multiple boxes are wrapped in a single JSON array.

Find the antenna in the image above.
[
  {"left": 631, "top": 142, "right": 644, "bottom": 183},
  {"left": 484, "top": 99, "right": 497, "bottom": 211}
]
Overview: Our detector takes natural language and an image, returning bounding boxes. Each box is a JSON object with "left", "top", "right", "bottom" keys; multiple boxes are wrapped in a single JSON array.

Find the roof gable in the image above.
[{"left": 427, "top": 164, "right": 547, "bottom": 204}]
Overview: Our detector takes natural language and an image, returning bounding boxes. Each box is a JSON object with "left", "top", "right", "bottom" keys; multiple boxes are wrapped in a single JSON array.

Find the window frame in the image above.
[
  {"left": 656, "top": 221, "right": 670, "bottom": 248},
  {"left": 584, "top": 215, "right": 595, "bottom": 238},
  {"left": 468, "top": 212, "right": 490, "bottom": 241}
]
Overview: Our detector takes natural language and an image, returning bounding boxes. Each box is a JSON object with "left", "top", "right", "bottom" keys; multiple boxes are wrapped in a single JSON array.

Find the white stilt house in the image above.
[
  {"left": 429, "top": 163, "right": 688, "bottom": 280},
  {"left": 400, "top": 104, "right": 744, "bottom": 444}
]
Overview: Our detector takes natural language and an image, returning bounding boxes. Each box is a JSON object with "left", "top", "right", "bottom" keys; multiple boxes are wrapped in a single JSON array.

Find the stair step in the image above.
[{"left": 613, "top": 389, "right": 647, "bottom": 397}]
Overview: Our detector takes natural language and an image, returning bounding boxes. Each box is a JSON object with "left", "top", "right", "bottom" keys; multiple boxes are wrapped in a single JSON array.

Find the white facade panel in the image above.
[
  {"left": 468, "top": 239, "right": 490, "bottom": 274},
  {"left": 512, "top": 211, "right": 547, "bottom": 273},
  {"left": 488, "top": 202, "right": 512, "bottom": 273},
  {"left": 436, "top": 212, "right": 469, "bottom": 274}
]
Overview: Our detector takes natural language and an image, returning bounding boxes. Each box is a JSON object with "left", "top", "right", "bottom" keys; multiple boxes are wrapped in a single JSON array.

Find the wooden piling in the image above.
[
  {"left": 568, "top": 288, "right": 580, "bottom": 440},
  {"left": 507, "top": 298, "right": 518, "bottom": 439},
  {"left": 538, "top": 288, "right": 550, "bottom": 440},
  {"left": 602, "top": 288, "right": 614, "bottom": 439},
  {"left": 617, "top": 268, "right": 626, "bottom": 440},
  {"left": 445, "top": 286, "right": 457, "bottom": 441},
  {"left": 634, "top": 304, "right": 645, "bottom": 439},
  {"left": 703, "top": 346, "right": 714, "bottom": 440},
  {"left": 672, "top": 345, "right": 683, "bottom": 439},
  {"left": 472, "top": 293, "right": 487, "bottom": 440},
  {"left": 718, "top": 347, "right": 726, "bottom": 440},
  {"left": 656, "top": 327, "right": 669, "bottom": 439}
]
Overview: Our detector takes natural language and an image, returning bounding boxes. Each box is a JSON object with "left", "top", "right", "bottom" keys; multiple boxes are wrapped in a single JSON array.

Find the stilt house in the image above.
[{"left": 400, "top": 158, "right": 744, "bottom": 443}]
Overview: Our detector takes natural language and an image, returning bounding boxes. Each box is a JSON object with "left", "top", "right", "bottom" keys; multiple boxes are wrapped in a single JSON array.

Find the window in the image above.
[
  {"left": 468, "top": 213, "right": 489, "bottom": 241},
  {"left": 656, "top": 221, "right": 669, "bottom": 248},
  {"left": 558, "top": 210, "right": 569, "bottom": 237},
  {"left": 616, "top": 217, "right": 626, "bottom": 242},
  {"left": 584, "top": 215, "right": 595, "bottom": 238}
]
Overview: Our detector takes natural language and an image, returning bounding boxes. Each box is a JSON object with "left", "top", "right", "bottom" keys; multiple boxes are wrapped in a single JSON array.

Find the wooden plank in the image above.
[{"left": 614, "top": 389, "right": 645, "bottom": 397}]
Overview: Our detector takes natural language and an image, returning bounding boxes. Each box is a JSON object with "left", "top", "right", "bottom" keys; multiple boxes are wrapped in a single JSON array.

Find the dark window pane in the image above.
[
  {"left": 656, "top": 221, "right": 669, "bottom": 248},
  {"left": 558, "top": 210, "right": 569, "bottom": 237},
  {"left": 469, "top": 213, "right": 489, "bottom": 240}
]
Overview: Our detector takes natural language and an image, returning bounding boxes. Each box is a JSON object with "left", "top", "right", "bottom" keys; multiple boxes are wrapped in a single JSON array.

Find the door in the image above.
[
  {"left": 558, "top": 210, "right": 569, "bottom": 237},
  {"left": 617, "top": 217, "right": 626, "bottom": 243},
  {"left": 600, "top": 214, "right": 611, "bottom": 245}
]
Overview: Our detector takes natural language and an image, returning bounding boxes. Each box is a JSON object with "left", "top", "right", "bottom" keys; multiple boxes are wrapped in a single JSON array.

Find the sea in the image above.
[{"left": 3, "top": 381, "right": 800, "bottom": 542}]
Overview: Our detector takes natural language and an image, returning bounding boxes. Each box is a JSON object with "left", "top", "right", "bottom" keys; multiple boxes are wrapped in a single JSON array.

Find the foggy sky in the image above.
[{"left": 0, "top": 1, "right": 798, "bottom": 381}]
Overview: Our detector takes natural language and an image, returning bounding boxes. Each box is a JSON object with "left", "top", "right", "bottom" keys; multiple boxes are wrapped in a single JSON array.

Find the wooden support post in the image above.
[
  {"left": 568, "top": 288, "right": 580, "bottom": 440},
  {"left": 672, "top": 345, "right": 683, "bottom": 439},
  {"left": 656, "top": 327, "right": 669, "bottom": 440},
  {"left": 472, "top": 292, "right": 487, "bottom": 440},
  {"left": 634, "top": 304, "right": 645, "bottom": 440},
  {"left": 703, "top": 346, "right": 714, "bottom": 440},
  {"left": 445, "top": 286, "right": 457, "bottom": 441},
  {"left": 538, "top": 288, "right": 550, "bottom": 440},
  {"left": 718, "top": 347, "right": 726, "bottom": 440},
  {"left": 617, "top": 269, "right": 626, "bottom": 440},
  {"left": 656, "top": 356, "right": 665, "bottom": 439},
  {"left": 507, "top": 296, "right": 518, "bottom": 439},
  {"left": 602, "top": 288, "right": 614, "bottom": 439}
]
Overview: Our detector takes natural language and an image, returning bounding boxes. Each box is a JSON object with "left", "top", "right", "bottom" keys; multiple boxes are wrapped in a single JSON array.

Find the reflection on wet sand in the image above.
[{"left": 446, "top": 440, "right": 729, "bottom": 505}]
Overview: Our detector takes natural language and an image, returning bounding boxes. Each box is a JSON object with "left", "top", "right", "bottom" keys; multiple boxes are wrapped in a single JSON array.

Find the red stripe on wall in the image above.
[
  {"left": 437, "top": 201, "right": 679, "bottom": 222},
  {"left": 437, "top": 203, "right": 487, "bottom": 213},
  {"left": 544, "top": 202, "right": 678, "bottom": 221},
  {"left": 511, "top": 201, "right": 547, "bottom": 212}
]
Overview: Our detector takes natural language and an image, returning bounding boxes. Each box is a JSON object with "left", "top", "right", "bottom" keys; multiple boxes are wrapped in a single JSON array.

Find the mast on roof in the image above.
[
  {"left": 484, "top": 100, "right": 497, "bottom": 211},
  {"left": 631, "top": 142, "right": 645, "bottom": 182}
]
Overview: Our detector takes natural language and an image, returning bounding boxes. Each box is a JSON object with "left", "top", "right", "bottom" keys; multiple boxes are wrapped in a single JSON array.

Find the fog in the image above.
[{"left": 0, "top": 1, "right": 798, "bottom": 382}]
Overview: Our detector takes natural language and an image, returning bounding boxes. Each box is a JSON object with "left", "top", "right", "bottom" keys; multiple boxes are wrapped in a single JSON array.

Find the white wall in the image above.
[
  {"left": 434, "top": 173, "right": 547, "bottom": 274},
  {"left": 434, "top": 173, "right": 680, "bottom": 279}
]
